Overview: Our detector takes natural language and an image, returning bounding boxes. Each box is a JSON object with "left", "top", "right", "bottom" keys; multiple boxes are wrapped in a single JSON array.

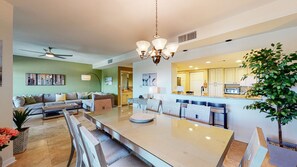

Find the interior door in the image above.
[{"left": 190, "top": 72, "right": 204, "bottom": 95}]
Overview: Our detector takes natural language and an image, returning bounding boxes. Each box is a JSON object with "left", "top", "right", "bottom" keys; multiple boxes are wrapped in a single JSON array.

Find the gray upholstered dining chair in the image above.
[
  {"left": 184, "top": 104, "right": 211, "bottom": 124},
  {"left": 161, "top": 101, "right": 181, "bottom": 117},
  {"left": 145, "top": 99, "right": 161, "bottom": 112},
  {"left": 239, "top": 127, "right": 268, "bottom": 167},
  {"left": 79, "top": 125, "right": 149, "bottom": 167},
  {"left": 70, "top": 115, "right": 130, "bottom": 166},
  {"left": 67, "top": 114, "right": 111, "bottom": 167}
]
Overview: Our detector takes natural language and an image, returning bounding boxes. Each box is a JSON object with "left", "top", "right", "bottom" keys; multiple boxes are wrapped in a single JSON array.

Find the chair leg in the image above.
[
  {"left": 67, "top": 143, "right": 75, "bottom": 167},
  {"left": 224, "top": 113, "right": 228, "bottom": 129},
  {"left": 212, "top": 112, "right": 215, "bottom": 126}
]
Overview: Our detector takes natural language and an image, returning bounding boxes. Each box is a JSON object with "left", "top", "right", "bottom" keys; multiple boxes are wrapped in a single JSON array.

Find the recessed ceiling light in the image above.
[
  {"left": 205, "top": 136, "right": 211, "bottom": 140},
  {"left": 194, "top": 67, "right": 199, "bottom": 70},
  {"left": 236, "top": 60, "right": 242, "bottom": 63},
  {"left": 206, "top": 61, "right": 211, "bottom": 64},
  {"left": 189, "top": 66, "right": 193, "bottom": 68},
  {"left": 189, "top": 128, "right": 193, "bottom": 131}
]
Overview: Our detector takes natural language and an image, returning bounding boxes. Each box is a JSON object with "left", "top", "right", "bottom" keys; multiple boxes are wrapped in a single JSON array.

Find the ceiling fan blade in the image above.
[
  {"left": 19, "top": 49, "right": 44, "bottom": 54},
  {"left": 54, "top": 55, "right": 66, "bottom": 59},
  {"left": 53, "top": 54, "right": 73, "bottom": 57}
]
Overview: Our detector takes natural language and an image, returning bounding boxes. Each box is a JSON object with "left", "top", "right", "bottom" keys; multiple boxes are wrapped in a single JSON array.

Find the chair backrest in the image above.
[
  {"left": 62, "top": 110, "right": 74, "bottom": 140},
  {"left": 240, "top": 127, "right": 268, "bottom": 167},
  {"left": 191, "top": 101, "right": 207, "bottom": 106},
  {"left": 185, "top": 104, "right": 211, "bottom": 124},
  {"left": 79, "top": 125, "right": 107, "bottom": 167},
  {"left": 146, "top": 99, "right": 161, "bottom": 112},
  {"left": 94, "top": 99, "right": 112, "bottom": 113},
  {"left": 176, "top": 99, "right": 189, "bottom": 104},
  {"left": 162, "top": 101, "right": 181, "bottom": 117},
  {"left": 69, "top": 115, "right": 90, "bottom": 167}
]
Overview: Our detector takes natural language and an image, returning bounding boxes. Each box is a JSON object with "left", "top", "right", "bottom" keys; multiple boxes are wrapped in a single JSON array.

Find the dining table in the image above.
[{"left": 84, "top": 106, "right": 234, "bottom": 167}]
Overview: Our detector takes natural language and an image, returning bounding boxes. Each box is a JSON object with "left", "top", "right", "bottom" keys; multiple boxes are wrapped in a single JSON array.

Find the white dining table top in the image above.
[{"left": 86, "top": 107, "right": 234, "bottom": 167}]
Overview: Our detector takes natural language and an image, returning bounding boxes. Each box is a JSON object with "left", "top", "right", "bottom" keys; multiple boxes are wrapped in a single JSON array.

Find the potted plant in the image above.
[
  {"left": 242, "top": 42, "right": 297, "bottom": 167},
  {"left": 13, "top": 108, "right": 32, "bottom": 154},
  {"left": 0, "top": 127, "right": 19, "bottom": 166}
]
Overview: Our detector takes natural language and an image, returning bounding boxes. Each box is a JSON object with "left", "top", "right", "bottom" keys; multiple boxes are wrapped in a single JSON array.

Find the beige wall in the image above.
[{"left": 0, "top": 0, "right": 14, "bottom": 165}]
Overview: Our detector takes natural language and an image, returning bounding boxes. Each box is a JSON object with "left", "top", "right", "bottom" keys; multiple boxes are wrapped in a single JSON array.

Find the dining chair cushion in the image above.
[
  {"left": 110, "top": 154, "right": 149, "bottom": 167},
  {"left": 90, "top": 129, "right": 110, "bottom": 142},
  {"left": 101, "top": 139, "right": 130, "bottom": 165}
]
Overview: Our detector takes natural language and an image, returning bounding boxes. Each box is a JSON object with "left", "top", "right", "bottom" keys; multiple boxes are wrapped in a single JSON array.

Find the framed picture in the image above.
[
  {"left": 0, "top": 40, "right": 2, "bottom": 87},
  {"left": 142, "top": 73, "right": 157, "bottom": 86},
  {"left": 105, "top": 77, "right": 112, "bottom": 85},
  {"left": 26, "top": 73, "right": 65, "bottom": 86}
]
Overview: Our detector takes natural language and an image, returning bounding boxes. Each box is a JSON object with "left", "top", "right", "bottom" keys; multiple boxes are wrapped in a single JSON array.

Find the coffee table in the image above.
[{"left": 42, "top": 103, "right": 79, "bottom": 120}]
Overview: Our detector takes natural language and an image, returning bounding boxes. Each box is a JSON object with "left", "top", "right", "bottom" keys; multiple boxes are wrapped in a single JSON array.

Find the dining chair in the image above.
[
  {"left": 184, "top": 104, "right": 211, "bottom": 124},
  {"left": 162, "top": 101, "right": 181, "bottom": 117},
  {"left": 239, "top": 127, "right": 268, "bottom": 167},
  {"left": 68, "top": 115, "right": 111, "bottom": 166},
  {"left": 62, "top": 110, "right": 76, "bottom": 167},
  {"left": 79, "top": 125, "right": 149, "bottom": 167},
  {"left": 146, "top": 99, "right": 161, "bottom": 112},
  {"left": 176, "top": 99, "right": 189, "bottom": 117},
  {"left": 207, "top": 102, "right": 228, "bottom": 129},
  {"left": 190, "top": 100, "right": 207, "bottom": 106},
  {"left": 94, "top": 99, "right": 112, "bottom": 113}
]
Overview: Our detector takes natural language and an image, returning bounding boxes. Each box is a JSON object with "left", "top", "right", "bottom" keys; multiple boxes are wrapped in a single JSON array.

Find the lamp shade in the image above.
[
  {"left": 152, "top": 38, "right": 167, "bottom": 50},
  {"left": 136, "top": 40, "right": 150, "bottom": 52},
  {"left": 166, "top": 43, "right": 179, "bottom": 53},
  {"left": 81, "top": 74, "right": 91, "bottom": 81}
]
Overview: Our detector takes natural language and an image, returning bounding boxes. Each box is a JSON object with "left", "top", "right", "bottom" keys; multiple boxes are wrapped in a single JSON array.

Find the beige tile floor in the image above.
[{"left": 9, "top": 109, "right": 247, "bottom": 167}]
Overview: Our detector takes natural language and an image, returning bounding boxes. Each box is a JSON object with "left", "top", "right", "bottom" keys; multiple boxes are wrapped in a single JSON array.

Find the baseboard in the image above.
[{"left": 3, "top": 156, "right": 16, "bottom": 167}]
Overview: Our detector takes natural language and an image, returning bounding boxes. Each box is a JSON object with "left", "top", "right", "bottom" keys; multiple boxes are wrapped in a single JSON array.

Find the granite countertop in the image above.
[{"left": 171, "top": 92, "right": 262, "bottom": 100}]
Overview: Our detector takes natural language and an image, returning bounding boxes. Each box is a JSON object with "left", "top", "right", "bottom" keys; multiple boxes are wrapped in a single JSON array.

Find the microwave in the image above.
[{"left": 224, "top": 88, "right": 240, "bottom": 95}]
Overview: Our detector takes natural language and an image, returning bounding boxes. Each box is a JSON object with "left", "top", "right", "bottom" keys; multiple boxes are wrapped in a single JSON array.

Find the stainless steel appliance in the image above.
[{"left": 224, "top": 84, "right": 240, "bottom": 94}]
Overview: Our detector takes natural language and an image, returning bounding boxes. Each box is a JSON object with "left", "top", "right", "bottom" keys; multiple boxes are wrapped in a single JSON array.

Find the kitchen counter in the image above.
[{"left": 171, "top": 92, "right": 261, "bottom": 100}]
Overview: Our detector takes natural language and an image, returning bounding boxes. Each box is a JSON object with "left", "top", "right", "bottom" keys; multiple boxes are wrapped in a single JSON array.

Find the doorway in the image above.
[{"left": 119, "top": 71, "right": 133, "bottom": 106}]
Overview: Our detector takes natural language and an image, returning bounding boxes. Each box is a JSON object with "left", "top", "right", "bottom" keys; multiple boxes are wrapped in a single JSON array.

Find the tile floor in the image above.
[{"left": 9, "top": 109, "right": 247, "bottom": 167}]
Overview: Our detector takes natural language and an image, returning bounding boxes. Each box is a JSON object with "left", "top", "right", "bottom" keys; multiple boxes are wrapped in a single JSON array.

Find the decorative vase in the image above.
[
  {"left": 13, "top": 128, "right": 29, "bottom": 154},
  {"left": 267, "top": 138, "right": 297, "bottom": 167}
]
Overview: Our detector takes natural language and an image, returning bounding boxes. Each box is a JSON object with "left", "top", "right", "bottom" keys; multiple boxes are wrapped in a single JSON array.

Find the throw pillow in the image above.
[
  {"left": 33, "top": 94, "right": 43, "bottom": 103},
  {"left": 56, "top": 94, "right": 66, "bottom": 102},
  {"left": 66, "top": 92, "right": 77, "bottom": 100},
  {"left": 13, "top": 96, "right": 25, "bottom": 107},
  {"left": 77, "top": 92, "right": 88, "bottom": 99},
  {"left": 24, "top": 96, "right": 36, "bottom": 104}
]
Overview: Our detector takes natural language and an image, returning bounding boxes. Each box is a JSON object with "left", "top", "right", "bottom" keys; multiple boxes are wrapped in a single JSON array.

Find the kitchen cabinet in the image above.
[
  {"left": 224, "top": 67, "right": 248, "bottom": 84},
  {"left": 121, "top": 92, "right": 133, "bottom": 105},
  {"left": 208, "top": 69, "right": 224, "bottom": 97}
]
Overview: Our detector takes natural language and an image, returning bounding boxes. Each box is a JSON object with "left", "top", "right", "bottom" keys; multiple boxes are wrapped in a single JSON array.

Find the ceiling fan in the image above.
[{"left": 20, "top": 47, "right": 73, "bottom": 59}]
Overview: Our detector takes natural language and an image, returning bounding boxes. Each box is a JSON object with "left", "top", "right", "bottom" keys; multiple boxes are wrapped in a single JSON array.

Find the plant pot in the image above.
[
  {"left": 0, "top": 155, "right": 2, "bottom": 167},
  {"left": 13, "top": 128, "right": 29, "bottom": 154},
  {"left": 267, "top": 138, "right": 297, "bottom": 167}
]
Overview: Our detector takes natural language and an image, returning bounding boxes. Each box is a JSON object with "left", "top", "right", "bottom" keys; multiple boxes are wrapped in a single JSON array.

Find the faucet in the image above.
[{"left": 201, "top": 86, "right": 204, "bottom": 96}]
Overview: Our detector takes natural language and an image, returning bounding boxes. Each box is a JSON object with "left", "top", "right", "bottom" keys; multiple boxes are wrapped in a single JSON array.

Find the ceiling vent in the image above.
[
  {"left": 108, "top": 59, "right": 113, "bottom": 64},
  {"left": 178, "top": 31, "right": 197, "bottom": 43}
]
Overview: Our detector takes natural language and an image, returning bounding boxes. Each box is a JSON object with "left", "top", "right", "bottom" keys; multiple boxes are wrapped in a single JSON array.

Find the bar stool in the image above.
[
  {"left": 176, "top": 99, "right": 189, "bottom": 118},
  {"left": 207, "top": 102, "right": 228, "bottom": 129},
  {"left": 190, "top": 101, "right": 207, "bottom": 106}
]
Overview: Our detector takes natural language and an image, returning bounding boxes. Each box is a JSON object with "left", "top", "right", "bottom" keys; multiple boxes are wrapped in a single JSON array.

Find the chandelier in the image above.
[{"left": 136, "top": 0, "right": 179, "bottom": 65}]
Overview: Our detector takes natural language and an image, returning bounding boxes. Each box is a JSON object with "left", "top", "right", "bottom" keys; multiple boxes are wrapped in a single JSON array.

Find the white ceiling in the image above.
[{"left": 6, "top": 0, "right": 279, "bottom": 64}]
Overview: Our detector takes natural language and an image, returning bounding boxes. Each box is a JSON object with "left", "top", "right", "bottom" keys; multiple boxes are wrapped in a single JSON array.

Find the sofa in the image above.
[{"left": 12, "top": 92, "right": 115, "bottom": 115}]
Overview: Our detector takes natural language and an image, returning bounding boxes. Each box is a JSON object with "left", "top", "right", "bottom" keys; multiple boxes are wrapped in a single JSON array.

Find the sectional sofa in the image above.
[{"left": 12, "top": 92, "right": 114, "bottom": 115}]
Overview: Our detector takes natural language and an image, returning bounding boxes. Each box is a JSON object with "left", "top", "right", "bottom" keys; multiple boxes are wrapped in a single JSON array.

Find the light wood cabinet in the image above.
[
  {"left": 208, "top": 69, "right": 224, "bottom": 97},
  {"left": 224, "top": 67, "right": 248, "bottom": 84},
  {"left": 121, "top": 92, "right": 132, "bottom": 105},
  {"left": 235, "top": 68, "right": 247, "bottom": 84}
]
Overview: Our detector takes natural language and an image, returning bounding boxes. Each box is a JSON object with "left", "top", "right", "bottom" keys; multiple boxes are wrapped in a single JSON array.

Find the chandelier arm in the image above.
[{"left": 161, "top": 53, "right": 170, "bottom": 60}]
